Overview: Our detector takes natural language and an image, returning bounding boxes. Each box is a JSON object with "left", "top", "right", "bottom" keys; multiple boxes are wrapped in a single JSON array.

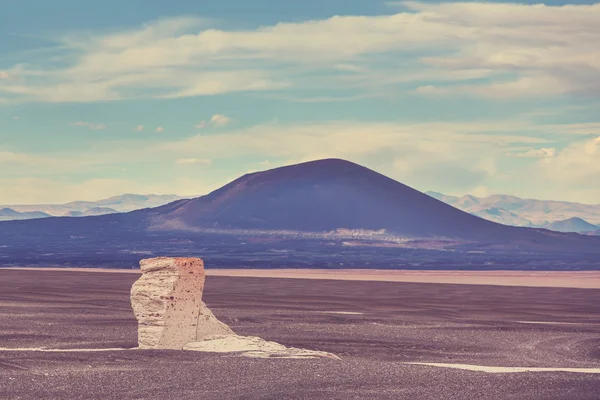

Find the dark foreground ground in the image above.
[{"left": 0, "top": 270, "right": 599, "bottom": 400}]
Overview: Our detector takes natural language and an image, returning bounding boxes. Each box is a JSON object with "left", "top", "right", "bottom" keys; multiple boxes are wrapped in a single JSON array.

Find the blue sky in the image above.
[{"left": 1, "top": 0, "right": 599, "bottom": 204}]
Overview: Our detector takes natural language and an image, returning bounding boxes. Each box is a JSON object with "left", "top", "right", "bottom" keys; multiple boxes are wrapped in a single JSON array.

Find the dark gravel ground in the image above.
[{"left": 0, "top": 269, "right": 599, "bottom": 399}]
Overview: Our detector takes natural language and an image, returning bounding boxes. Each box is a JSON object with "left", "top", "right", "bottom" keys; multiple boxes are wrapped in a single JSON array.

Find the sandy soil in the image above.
[
  {"left": 1, "top": 269, "right": 599, "bottom": 399},
  {"left": 207, "top": 269, "right": 600, "bottom": 289},
  {"left": 3, "top": 267, "right": 600, "bottom": 288}
]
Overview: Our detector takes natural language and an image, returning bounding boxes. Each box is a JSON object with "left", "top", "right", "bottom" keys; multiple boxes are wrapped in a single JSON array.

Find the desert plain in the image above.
[{"left": 1, "top": 268, "right": 599, "bottom": 399}]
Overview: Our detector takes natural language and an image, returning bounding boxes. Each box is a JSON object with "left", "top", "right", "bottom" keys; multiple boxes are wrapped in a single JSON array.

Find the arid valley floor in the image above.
[{"left": 1, "top": 269, "right": 599, "bottom": 399}]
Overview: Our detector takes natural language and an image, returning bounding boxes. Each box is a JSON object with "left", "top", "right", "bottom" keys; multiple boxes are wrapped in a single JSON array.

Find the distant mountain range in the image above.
[
  {"left": 1, "top": 159, "right": 600, "bottom": 270},
  {"left": 0, "top": 208, "right": 51, "bottom": 222},
  {"left": 0, "top": 194, "right": 187, "bottom": 221},
  {"left": 426, "top": 192, "right": 600, "bottom": 233}
]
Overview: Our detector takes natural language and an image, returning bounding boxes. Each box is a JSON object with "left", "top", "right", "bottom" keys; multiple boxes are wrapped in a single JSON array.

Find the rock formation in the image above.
[
  {"left": 131, "top": 257, "right": 233, "bottom": 349},
  {"left": 131, "top": 257, "right": 338, "bottom": 359}
]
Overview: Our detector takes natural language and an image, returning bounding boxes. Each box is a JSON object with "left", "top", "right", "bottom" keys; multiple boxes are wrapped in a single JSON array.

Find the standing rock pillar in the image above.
[{"left": 130, "top": 257, "right": 233, "bottom": 349}]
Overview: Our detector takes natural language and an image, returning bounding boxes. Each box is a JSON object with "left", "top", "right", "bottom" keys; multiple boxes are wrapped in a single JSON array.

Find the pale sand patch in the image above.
[
  {"left": 0, "top": 267, "right": 141, "bottom": 274},
  {"left": 206, "top": 269, "right": 600, "bottom": 289},
  {"left": 407, "top": 363, "right": 600, "bottom": 374},
  {"left": 516, "top": 321, "right": 598, "bottom": 326},
  {"left": 2, "top": 268, "right": 600, "bottom": 288},
  {"left": 0, "top": 339, "right": 339, "bottom": 359},
  {"left": 319, "top": 311, "right": 364, "bottom": 315},
  {"left": 183, "top": 335, "right": 340, "bottom": 359},
  {"left": 0, "top": 347, "right": 130, "bottom": 352}
]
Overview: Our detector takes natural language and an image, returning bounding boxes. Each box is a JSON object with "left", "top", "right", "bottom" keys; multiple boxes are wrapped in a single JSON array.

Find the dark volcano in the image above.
[
  {"left": 135, "top": 158, "right": 598, "bottom": 252},
  {"left": 149, "top": 159, "right": 507, "bottom": 239}
]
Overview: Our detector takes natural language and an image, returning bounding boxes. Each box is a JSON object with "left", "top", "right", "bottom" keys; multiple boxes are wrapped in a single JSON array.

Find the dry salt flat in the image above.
[
  {"left": 5, "top": 267, "right": 600, "bottom": 288},
  {"left": 1, "top": 266, "right": 599, "bottom": 399}
]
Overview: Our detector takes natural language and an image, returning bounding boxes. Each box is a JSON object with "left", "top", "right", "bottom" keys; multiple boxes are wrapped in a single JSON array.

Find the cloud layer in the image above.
[
  {"left": 1, "top": 116, "right": 599, "bottom": 203},
  {"left": 70, "top": 121, "right": 107, "bottom": 130},
  {"left": 1, "top": 2, "right": 599, "bottom": 205},
  {"left": 1, "top": 2, "right": 599, "bottom": 103}
]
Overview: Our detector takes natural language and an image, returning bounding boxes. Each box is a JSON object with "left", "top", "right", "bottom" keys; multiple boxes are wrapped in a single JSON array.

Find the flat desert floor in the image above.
[{"left": 1, "top": 269, "right": 599, "bottom": 399}]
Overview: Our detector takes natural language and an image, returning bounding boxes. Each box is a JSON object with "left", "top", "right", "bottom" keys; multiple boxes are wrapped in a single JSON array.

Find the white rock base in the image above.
[{"left": 184, "top": 335, "right": 340, "bottom": 359}]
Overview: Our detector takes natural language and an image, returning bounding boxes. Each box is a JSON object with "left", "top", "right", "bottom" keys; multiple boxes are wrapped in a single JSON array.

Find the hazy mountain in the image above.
[
  {"left": 79, "top": 194, "right": 186, "bottom": 211},
  {"left": 1, "top": 194, "right": 187, "bottom": 220},
  {"left": 543, "top": 217, "right": 599, "bottom": 233},
  {"left": 470, "top": 207, "right": 533, "bottom": 227},
  {"left": 65, "top": 207, "right": 119, "bottom": 217},
  {"left": 426, "top": 191, "right": 600, "bottom": 227},
  {"left": 0, "top": 208, "right": 51, "bottom": 221}
]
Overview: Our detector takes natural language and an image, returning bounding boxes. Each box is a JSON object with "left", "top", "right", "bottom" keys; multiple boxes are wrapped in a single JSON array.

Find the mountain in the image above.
[
  {"left": 543, "top": 217, "right": 599, "bottom": 233},
  {"left": 469, "top": 207, "right": 533, "bottom": 227},
  {"left": 141, "top": 159, "right": 597, "bottom": 251},
  {"left": 76, "top": 194, "right": 186, "bottom": 212},
  {"left": 427, "top": 192, "right": 600, "bottom": 227},
  {"left": 65, "top": 207, "right": 119, "bottom": 217},
  {"left": 2, "top": 159, "right": 600, "bottom": 270},
  {"left": 148, "top": 159, "right": 515, "bottom": 240},
  {"left": 0, "top": 208, "right": 51, "bottom": 221},
  {"left": 1, "top": 194, "right": 187, "bottom": 220}
]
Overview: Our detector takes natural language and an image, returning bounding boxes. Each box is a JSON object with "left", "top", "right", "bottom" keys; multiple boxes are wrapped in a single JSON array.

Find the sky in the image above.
[{"left": 1, "top": 0, "right": 599, "bottom": 205}]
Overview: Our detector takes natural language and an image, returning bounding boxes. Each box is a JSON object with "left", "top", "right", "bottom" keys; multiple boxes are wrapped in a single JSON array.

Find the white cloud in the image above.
[
  {"left": 509, "top": 136, "right": 600, "bottom": 202},
  {"left": 333, "top": 64, "right": 366, "bottom": 73},
  {"left": 508, "top": 148, "right": 556, "bottom": 158},
  {"left": 151, "top": 119, "right": 554, "bottom": 197},
  {"left": 70, "top": 121, "right": 107, "bottom": 130},
  {"left": 0, "top": 149, "right": 101, "bottom": 173},
  {"left": 175, "top": 158, "right": 212, "bottom": 166},
  {"left": 155, "top": 126, "right": 165, "bottom": 133},
  {"left": 540, "top": 122, "right": 600, "bottom": 136},
  {"left": 195, "top": 121, "right": 207, "bottom": 129},
  {"left": 415, "top": 85, "right": 441, "bottom": 95},
  {"left": 91, "top": 17, "right": 209, "bottom": 50},
  {"left": 158, "top": 119, "right": 548, "bottom": 160},
  {"left": 0, "top": 177, "right": 213, "bottom": 204},
  {"left": 2, "top": 117, "right": 599, "bottom": 203},
  {"left": 210, "top": 114, "right": 232, "bottom": 127},
  {"left": 0, "top": 151, "right": 46, "bottom": 166},
  {"left": 1, "top": 2, "right": 599, "bottom": 103},
  {"left": 13, "top": 116, "right": 20, "bottom": 120},
  {"left": 134, "top": 125, "right": 144, "bottom": 132},
  {"left": 0, "top": 72, "right": 9, "bottom": 80}
]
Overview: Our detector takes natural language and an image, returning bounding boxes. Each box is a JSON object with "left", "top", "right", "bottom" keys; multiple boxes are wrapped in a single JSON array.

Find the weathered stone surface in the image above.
[
  {"left": 131, "top": 257, "right": 233, "bottom": 349},
  {"left": 131, "top": 256, "right": 338, "bottom": 359}
]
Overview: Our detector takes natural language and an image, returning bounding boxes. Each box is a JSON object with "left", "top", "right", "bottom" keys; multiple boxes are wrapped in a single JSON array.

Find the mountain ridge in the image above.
[
  {"left": 427, "top": 191, "right": 600, "bottom": 230},
  {"left": 544, "top": 217, "right": 598, "bottom": 233},
  {"left": 0, "top": 208, "right": 52, "bottom": 221},
  {"left": 1, "top": 194, "right": 188, "bottom": 220}
]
